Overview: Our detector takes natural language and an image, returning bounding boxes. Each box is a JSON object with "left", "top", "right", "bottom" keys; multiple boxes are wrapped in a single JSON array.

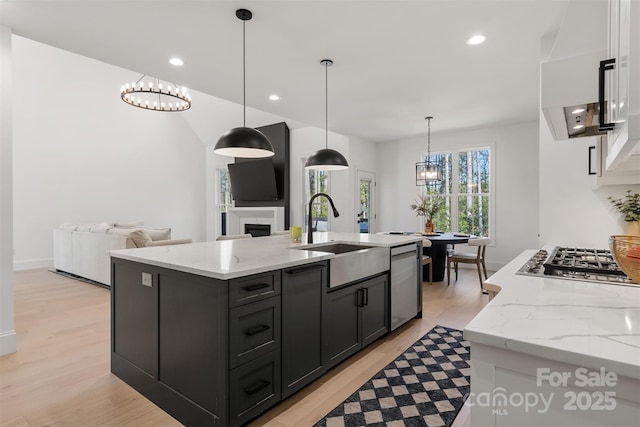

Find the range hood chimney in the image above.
[{"left": 541, "top": 49, "right": 608, "bottom": 140}]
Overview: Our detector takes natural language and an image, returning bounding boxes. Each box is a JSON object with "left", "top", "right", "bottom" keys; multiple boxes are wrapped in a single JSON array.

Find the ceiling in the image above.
[{"left": 0, "top": 0, "right": 570, "bottom": 143}]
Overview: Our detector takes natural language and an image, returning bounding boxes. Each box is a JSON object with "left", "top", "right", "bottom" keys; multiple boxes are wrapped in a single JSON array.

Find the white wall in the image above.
[
  {"left": 12, "top": 36, "right": 207, "bottom": 269},
  {"left": 539, "top": 118, "right": 640, "bottom": 247},
  {"left": 0, "top": 25, "right": 16, "bottom": 356},
  {"left": 377, "top": 122, "right": 541, "bottom": 269}
]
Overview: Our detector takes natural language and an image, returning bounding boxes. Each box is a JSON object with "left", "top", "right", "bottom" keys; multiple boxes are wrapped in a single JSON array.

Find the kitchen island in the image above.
[
  {"left": 464, "top": 249, "right": 640, "bottom": 426},
  {"left": 110, "top": 232, "right": 423, "bottom": 426}
]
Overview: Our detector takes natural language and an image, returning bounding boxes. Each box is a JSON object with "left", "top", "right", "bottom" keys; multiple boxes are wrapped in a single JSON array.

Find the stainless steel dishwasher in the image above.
[{"left": 390, "top": 242, "right": 420, "bottom": 330}]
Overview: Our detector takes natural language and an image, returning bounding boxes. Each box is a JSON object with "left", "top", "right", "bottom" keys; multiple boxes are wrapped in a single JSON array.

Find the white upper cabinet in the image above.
[{"left": 603, "top": 0, "right": 640, "bottom": 173}]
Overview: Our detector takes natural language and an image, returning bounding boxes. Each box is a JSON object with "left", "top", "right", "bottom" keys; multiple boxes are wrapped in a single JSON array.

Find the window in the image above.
[
  {"left": 420, "top": 147, "right": 492, "bottom": 238},
  {"left": 457, "top": 150, "right": 490, "bottom": 236},
  {"left": 302, "top": 159, "right": 329, "bottom": 233},
  {"left": 217, "top": 168, "right": 233, "bottom": 236}
]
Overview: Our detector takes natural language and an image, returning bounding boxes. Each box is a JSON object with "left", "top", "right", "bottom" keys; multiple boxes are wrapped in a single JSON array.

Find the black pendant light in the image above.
[
  {"left": 305, "top": 59, "right": 349, "bottom": 171},
  {"left": 214, "top": 9, "right": 274, "bottom": 158},
  {"left": 415, "top": 116, "right": 442, "bottom": 185}
]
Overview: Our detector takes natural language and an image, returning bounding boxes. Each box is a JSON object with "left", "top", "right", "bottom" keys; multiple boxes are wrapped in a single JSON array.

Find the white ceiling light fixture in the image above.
[
  {"left": 466, "top": 34, "right": 486, "bottom": 45},
  {"left": 305, "top": 59, "right": 349, "bottom": 171},
  {"left": 169, "top": 57, "right": 184, "bottom": 66},
  {"left": 415, "top": 116, "right": 442, "bottom": 185},
  {"left": 269, "top": 94, "right": 280, "bottom": 101},
  {"left": 120, "top": 75, "right": 191, "bottom": 112},
  {"left": 214, "top": 9, "right": 275, "bottom": 158}
]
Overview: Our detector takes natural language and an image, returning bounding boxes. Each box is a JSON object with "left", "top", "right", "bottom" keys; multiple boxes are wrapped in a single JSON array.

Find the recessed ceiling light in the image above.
[
  {"left": 573, "top": 124, "right": 585, "bottom": 130},
  {"left": 269, "top": 94, "right": 280, "bottom": 101},
  {"left": 169, "top": 58, "right": 184, "bottom": 66},
  {"left": 571, "top": 108, "right": 585, "bottom": 114},
  {"left": 466, "top": 34, "right": 486, "bottom": 45}
]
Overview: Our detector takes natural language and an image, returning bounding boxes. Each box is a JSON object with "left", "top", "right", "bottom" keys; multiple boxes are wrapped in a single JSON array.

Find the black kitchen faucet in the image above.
[{"left": 307, "top": 193, "right": 340, "bottom": 244}]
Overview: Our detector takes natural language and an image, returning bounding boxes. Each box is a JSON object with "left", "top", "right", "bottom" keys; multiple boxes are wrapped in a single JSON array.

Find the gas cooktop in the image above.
[{"left": 517, "top": 246, "right": 634, "bottom": 285}]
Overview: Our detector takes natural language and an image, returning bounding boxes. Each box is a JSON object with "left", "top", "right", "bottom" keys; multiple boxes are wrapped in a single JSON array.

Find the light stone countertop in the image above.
[
  {"left": 464, "top": 248, "right": 640, "bottom": 379},
  {"left": 110, "top": 231, "right": 423, "bottom": 281}
]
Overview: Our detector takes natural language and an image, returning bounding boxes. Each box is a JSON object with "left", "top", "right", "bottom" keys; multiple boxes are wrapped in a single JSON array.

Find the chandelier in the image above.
[
  {"left": 415, "top": 116, "right": 442, "bottom": 185},
  {"left": 120, "top": 75, "right": 192, "bottom": 112}
]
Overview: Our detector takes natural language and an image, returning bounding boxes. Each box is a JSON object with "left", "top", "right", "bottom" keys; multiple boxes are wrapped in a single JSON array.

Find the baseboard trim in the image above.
[
  {"left": 0, "top": 330, "right": 17, "bottom": 356},
  {"left": 14, "top": 258, "right": 53, "bottom": 271}
]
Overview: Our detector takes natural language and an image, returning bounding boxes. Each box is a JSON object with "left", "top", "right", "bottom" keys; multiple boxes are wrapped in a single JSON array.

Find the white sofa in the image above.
[{"left": 53, "top": 222, "right": 191, "bottom": 286}]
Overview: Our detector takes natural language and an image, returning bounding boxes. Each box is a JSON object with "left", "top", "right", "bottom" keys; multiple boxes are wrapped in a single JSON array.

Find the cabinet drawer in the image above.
[
  {"left": 229, "top": 296, "right": 281, "bottom": 369},
  {"left": 229, "top": 270, "right": 281, "bottom": 307},
  {"left": 229, "top": 351, "right": 281, "bottom": 426}
]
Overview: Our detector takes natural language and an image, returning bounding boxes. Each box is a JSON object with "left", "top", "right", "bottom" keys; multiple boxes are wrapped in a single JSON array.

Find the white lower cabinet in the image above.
[{"left": 469, "top": 343, "right": 640, "bottom": 426}]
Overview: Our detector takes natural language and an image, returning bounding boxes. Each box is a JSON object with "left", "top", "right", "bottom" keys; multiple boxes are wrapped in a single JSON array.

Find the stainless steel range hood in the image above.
[{"left": 541, "top": 49, "right": 608, "bottom": 140}]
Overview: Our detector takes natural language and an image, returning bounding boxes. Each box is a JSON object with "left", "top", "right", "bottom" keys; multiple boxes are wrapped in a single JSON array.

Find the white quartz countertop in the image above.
[
  {"left": 110, "top": 232, "right": 423, "bottom": 280},
  {"left": 464, "top": 248, "right": 640, "bottom": 379}
]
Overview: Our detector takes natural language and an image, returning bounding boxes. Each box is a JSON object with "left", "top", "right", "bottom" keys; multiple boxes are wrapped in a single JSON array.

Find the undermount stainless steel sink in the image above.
[{"left": 295, "top": 242, "right": 390, "bottom": 288}]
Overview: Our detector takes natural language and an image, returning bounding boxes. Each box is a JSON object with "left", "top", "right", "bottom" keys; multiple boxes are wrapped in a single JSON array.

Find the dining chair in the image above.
[
  {"left": 422, "top": 239, "right": 433, "bottom": 285},
  {"left": 216, "top": 233, "right": 252, "bottom": 241},
  {"left": 447, "top": 237, "right": 490, "bottom": 290}
]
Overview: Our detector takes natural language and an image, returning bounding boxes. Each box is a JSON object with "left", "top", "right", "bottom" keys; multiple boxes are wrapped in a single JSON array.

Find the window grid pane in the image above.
[
  {"left": 458, "top": 150, "right": 490, "bottom": 194},
  {"left": 217, "top": 169, "right": 233, "bottom": 235},
  {"left": 304, "top": 166, "right": 329, "bottom": 233}
]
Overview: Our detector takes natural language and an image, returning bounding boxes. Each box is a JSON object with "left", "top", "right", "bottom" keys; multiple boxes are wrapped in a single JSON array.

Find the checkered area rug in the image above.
[{"left": 314, "top": 325, "right": 471, "bottom": 427}]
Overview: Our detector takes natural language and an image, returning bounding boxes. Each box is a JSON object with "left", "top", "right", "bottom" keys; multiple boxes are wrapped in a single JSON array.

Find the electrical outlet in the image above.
[{"left": 141, "top": 272, "right": 153, "bottom": 287}]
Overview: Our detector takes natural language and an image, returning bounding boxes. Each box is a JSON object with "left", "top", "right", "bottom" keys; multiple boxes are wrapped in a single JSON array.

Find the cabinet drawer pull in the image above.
[
  {"left": 363, "top": 287, "right": 369, "bottom": 306},
  {"left": 244, "top": 324, "right": 270, "bottom": 336},
  {"left": 243, "top": 379, "right": 271, "bottom": 396},
  {"left": 285, "top": 264, "right": 325, "bottom": 275},
  {"left": 243, "top": 283, "right": 271, "bottom": 292},
  {"left": 357, "top": 288, "right": 365, "bottom": 307}
]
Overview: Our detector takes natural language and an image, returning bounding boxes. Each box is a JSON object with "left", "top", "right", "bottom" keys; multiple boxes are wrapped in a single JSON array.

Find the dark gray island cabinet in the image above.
[
  {"left": 110, "top": 236, "right": 422, "bottom": 426},
  {"left": 111, "top": 257, "right": 335, "bottom": 426}
]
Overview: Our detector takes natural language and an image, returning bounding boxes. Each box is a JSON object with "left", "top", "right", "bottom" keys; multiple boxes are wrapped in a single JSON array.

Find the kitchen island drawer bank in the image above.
[{"left": 110, "top": 232, "right": 423, "bottom": 426}]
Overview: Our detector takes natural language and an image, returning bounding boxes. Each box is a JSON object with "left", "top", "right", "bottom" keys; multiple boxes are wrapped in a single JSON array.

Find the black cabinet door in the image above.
[
  {"left": 324, "top": 273, "right": 390, "bottom": 369},
  {"left": 112, "top": 259, "right": 158, "bottom": 378},
  {"left": 324, "top": 284, "right": 360, "bottom": 369},
  {"left": 281, "top": 262, "right": 327, "bottom": 398},
  {"left": 361, "top": 274, "right": 389, "bottom": 347}
]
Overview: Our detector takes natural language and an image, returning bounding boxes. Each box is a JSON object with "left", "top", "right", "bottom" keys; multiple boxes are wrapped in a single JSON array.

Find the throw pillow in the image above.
[
  {"left": 76, "top": 224, "right": 93, "bottom": 232},
  {"left": 140, "top": 227, "right": 171, "bottom": 241},
  {"left": 90, "top": 222, "right": 112, "bottom": 233},
  {"left": 108, "top": 227, "right": 152, "bottom": 248}
]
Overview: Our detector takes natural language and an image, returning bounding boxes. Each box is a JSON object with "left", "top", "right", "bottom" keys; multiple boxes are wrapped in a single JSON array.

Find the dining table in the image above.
[
  {"left": 421, "top": 232, "right": 471, "bottom": 282},
  {"left": 383, "top": 231, "right": 472, "bottom": 282}
]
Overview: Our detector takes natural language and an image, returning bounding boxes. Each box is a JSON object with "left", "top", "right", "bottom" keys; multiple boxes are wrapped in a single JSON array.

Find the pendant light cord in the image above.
[
  {"left": 243, "top": 19, "right": 246, "bottom": 127},
  {"left": 427, "top": 117, "right": 431, "bottom": 159},
  {"left": 325, "top": 61, "right": 328, "bottom": 149}
]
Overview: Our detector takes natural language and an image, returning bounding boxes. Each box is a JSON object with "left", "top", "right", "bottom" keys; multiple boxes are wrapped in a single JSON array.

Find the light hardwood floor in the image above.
[{"left": 0, "top": 267, "right": 490, "bottom": 427}]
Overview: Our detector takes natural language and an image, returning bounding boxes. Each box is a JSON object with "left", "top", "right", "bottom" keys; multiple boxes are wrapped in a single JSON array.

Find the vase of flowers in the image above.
[
  {"left": 609, "top": 190, "right": 640, "bottom": 235},
  {"left": 410, "top": 195, "right": 443, "bottom": 233}
]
